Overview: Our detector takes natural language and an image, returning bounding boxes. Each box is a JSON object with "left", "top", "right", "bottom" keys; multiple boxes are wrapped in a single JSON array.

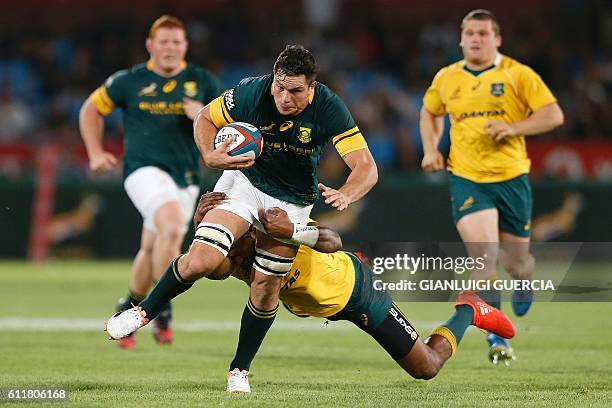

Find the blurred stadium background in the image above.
[{"left": 1, "top": 0, "right": 611, "bottom": 259}]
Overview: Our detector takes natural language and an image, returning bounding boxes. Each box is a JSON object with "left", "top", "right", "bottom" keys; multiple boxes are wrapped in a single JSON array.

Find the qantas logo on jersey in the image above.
[
  {"left": 282, "top": 269, "right": 300, "bottom": 290},
  {"left": 223, "top": 88, "right": 236, "bottom": 110},
  {"left": 453, "top": 109, "right": 506, "bottom": 122}
]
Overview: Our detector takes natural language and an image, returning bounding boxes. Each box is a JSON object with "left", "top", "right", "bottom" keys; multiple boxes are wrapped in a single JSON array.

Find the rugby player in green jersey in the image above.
[
  {"left": 80, "top": 15, "right": 224, "bottom": 349},
  {"left": 106, "top": 46, "right": 378, "bottom": 378}
]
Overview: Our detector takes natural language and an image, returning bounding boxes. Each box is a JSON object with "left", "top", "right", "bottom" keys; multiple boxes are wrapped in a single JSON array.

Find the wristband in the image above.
[{"left": 291, "top": 224, "right": 319, "bottom": 247}]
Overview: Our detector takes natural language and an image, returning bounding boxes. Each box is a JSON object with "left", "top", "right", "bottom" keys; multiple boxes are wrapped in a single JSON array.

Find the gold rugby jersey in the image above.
[
  {"left": 423, "top": 54, "right": 557, "bottom": 182},
  {"left": 279, "top": 246, "right": 356, "bottom": 318}
]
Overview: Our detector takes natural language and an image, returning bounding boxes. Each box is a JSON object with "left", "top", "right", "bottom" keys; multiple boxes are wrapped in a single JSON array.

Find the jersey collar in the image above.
[
  {"left": 146, "top": 59, "right": 187, "bottom": 74},
  {"left": 462, "top": 53, "right": 503, "bottom": 76}
]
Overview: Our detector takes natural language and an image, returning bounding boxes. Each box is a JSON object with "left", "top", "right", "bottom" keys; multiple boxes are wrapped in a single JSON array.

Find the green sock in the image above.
[
  {"left": 431, "top": 305, "right": 474, "bottom": 355},
  {"left": 139, "top": 257, "right": 193, "bottom": 320},
  {"left": 118, "top": 291, "right": 145, "bottom": 312},
  {"left": 229, "top": 298, "right": 278, "bottom": 371}
]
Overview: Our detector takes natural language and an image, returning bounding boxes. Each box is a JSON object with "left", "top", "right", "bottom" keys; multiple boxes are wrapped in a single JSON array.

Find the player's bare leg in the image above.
[
  {"left": 114, "top": 228, "right": 154, "bottom": 349},
  {"left": 227, "top": 231, "right": 297, "bottom": 392},
  {"left": 148, "top": 201, "right": 187, "bottom": 345},
  {"left": 396, "top": 292, "right": 515, "bottom": 378},
  {"left": 500, "top": 232, "right": 535, "bottom": 317},
  {"left": 455, "top": 209, "right": 515, "bottom": 364}
]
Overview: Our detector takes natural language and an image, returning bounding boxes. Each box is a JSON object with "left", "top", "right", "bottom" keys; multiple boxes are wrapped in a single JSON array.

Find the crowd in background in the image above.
[{"left": 0, "top": 0, "right": 610, "bottom": 179}]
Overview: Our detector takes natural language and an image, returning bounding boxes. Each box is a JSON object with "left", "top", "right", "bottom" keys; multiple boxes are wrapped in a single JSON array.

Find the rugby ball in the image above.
[{"left": 214, "top": 122, "right": 263, "bottom": 160}]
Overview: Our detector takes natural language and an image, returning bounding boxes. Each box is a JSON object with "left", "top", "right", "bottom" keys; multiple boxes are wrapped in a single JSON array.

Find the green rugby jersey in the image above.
[
  {"left": 90, "top": 61, "right": 224, "bottom": 187},
  {"left": 209, "top": 74, "right": 367, "bottom": 205}
]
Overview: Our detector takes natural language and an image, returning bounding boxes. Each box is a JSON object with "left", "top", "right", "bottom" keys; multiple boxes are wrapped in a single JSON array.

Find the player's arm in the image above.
[
  {"left": 194, "top": 105, "right": 254, "bottom": 170},
  {"left": 257, "top": 207, "right": 342, "bottom": 253},
  {"left": 319, "top": 148, "right": 378, "bottom": 211},
  {"left": 485, "top": 103, "right": 564, "bottom": 142},
  {"left": 419, "top": 106, "right": 446, "bottom": 172},
  {"left": 486, "top": 67, "right": 564, "bottom": 142},
  {"left": 79, "top": 90, "right": 118, "bottom": 173}
]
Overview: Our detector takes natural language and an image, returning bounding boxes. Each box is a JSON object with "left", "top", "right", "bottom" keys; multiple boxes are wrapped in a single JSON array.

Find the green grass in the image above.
[{"left": 0, "top": 261, "right": 611, "bottom": 407}]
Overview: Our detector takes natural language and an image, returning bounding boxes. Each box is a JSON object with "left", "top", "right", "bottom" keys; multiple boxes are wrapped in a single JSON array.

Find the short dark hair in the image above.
[
  {"left": 461, "top": 9, "right": 501, "bottom": 36},
  {"left": 273, "top": 45, "right": 317, "bottom": 83}
]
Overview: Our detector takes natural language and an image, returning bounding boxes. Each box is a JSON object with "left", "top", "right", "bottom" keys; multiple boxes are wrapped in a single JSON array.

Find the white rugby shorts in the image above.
[
  {"left": 213, "top": 170, "right": 313, "bottom": 232},
  {"left": 124, "top": 166, "right": 199, "bottom": 233}
]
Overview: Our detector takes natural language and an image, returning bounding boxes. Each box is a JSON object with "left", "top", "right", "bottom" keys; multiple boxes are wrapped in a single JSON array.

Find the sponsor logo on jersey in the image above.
[
  {"left": 138, "top": 83, "right": 157, "bottom": 96},
  {"left": 360, "top": 314, "right": 369, "bottom": 327},
  {"left": 298, "top": 127, "right": 312, "bottom": 143},
  {"left": 524, "top": 220, "right": 531, "bottom": 231},
  {"left": 490, "top": 82, "right": 505, "bottom": 97},
  {"left": 472, "top": 80, "right": 481, "bottom": 91},
  {"left": 453, "top": 109, "right": 506, "bottom": 122},
  {"left": 184, "top": 81, "right": 197, "bottom": 97},
  {"left": 280, "top": 121, "right": 294, "bottom": 132},
  {"left": 282, "top": 269, "right": 300, "bottom": 291},
  {"left": 389, "top": 306, "right": 418, "bottom": 341},
  {"left": 459, "top": 196, "right": 474, "bottom": 211},
  {"left": 224, "top": 88, "right": 235, "bottom": 110},
  {"left": 163, "top": 80, "right": 177, "bottom": 93}
]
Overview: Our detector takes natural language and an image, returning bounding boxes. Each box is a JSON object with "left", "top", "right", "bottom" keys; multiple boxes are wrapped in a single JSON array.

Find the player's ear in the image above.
[
  {"left": 145, "top": 38, "right": 153, "bottom": 54},
  {"left": 495, "top": 34, "right": 502, "bottom": 47}
]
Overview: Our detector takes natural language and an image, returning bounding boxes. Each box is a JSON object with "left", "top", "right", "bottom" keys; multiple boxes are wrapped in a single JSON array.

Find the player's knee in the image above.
[
  {"left": 502, "top": 251, "right": 534, "bottom": 278},
  {"left": 179, "top": 252, "right": 216, "bottom": 280},
  {"left": 407, "top": 360, "right": 439, "bottom": 380},
  {"left": 250, "top": 276, "right": 282, "bottom": 308},
  {"left": 157, "top": 222, "right": 185, "bottom": 245}
]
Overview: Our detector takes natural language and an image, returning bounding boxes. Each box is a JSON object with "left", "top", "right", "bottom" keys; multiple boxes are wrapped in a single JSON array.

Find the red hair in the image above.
[{"left": 148, "top": 15, "right": 186, "bottom": 39}]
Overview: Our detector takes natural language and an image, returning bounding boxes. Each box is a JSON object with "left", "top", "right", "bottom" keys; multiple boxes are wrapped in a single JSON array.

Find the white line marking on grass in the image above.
[{"left": 0, "top": 317, "right": 440, "bottom": 332}]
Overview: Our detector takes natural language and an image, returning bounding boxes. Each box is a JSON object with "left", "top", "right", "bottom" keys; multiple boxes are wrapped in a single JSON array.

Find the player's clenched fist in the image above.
[
  {"left": 89, "top": 151, "right": 118, "bottom": 173},
  {"left": 421, "top": 150, "right": 445, "bottom": 172}
]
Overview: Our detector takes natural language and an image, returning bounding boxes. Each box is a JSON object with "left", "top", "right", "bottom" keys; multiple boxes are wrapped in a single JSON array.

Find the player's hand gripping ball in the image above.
[{"left": 214, "top": 122, "right": 263, "bottom": 160}]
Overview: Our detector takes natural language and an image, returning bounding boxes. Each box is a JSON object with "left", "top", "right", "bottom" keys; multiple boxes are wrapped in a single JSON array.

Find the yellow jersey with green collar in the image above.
[
  {"left": 279, "top": 246, "right": 356, "bottom": 318},
  {"left": 423, "top": 54, "right": 557, "bottom": 183}
]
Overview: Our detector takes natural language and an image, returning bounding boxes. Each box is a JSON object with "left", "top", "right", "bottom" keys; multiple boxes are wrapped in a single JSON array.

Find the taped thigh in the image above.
[
  {"left": 253, "top": 248, "right": 294, "bottom": 277},
  {"left": 193, "top": 222, "right": 235, "bottom": 257}
]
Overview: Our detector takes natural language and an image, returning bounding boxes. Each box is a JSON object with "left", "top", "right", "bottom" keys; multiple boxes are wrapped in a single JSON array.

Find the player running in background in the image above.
[
  {"left": 419, "top": 9, "right": 563, "bottom": 364},
  {"left": 80, "top": 15, "right": 224, "bottom": 349},
  {"left": 105, "top": 46, "right": 378, "bottom": 370},
  {"left": 198, "top": 192, "right": 515, "bottom": 392}
]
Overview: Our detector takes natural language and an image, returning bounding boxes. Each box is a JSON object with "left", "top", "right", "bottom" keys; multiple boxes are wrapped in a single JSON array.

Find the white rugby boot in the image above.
[
  {"left": 105, "top": 306, "right": 149, "bottom": 340},
  {"left": 227, "top": 368, "right": 251, "bottom": 393}
]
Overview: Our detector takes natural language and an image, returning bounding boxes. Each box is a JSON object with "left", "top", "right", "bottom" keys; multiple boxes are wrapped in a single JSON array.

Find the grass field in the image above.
[{"left": 1, "top": 261, "right": 611, "bottom": 407}]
